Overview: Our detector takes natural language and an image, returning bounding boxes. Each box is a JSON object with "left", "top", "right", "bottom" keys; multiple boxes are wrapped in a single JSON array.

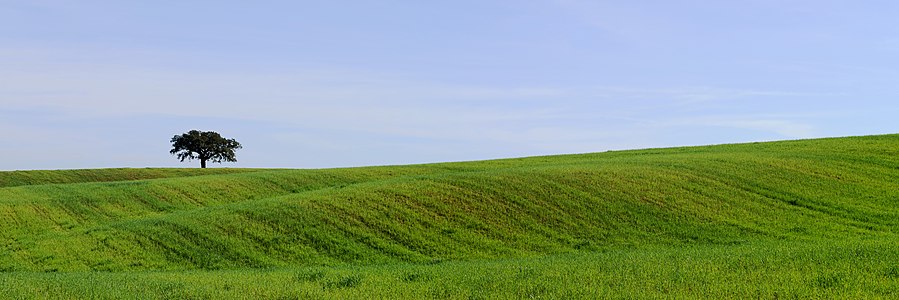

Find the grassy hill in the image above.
[
  {"left": 0, "top": 168, "right": 268, "bottom": 188},
  {"left": 1, "top": 134, "right": 898, "bottom": 298}
]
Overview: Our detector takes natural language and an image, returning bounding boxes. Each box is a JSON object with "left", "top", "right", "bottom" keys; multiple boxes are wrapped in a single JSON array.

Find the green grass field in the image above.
[{"left": 1, "top": 134, "right": 897, "bottom": 298}]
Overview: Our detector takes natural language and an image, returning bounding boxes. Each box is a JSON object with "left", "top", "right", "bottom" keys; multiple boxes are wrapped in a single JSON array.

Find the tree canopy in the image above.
[{"left": 170, "top": 130, "right": 242, "bottom": 168}]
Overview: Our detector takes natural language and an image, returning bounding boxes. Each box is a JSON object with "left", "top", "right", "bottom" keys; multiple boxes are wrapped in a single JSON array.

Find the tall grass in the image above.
[{"left": 1, "top": 238, "right": 896, "bottom": 299}]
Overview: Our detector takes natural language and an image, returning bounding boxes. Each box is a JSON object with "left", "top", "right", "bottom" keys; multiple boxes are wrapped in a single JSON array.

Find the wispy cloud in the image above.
[
  {"left": 0, "top": 45, "right": 861, "bottom": 169},
  {"left": 1, "top": 49, "right": 830, "bottom": 143}
]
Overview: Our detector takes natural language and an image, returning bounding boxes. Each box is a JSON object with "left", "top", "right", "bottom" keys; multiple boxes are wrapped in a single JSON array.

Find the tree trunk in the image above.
[{"left": 201, "top": 159, "right": 207, "bottom": 168}]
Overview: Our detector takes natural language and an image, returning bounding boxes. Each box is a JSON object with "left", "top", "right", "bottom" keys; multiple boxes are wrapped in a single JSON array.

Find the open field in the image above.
[
  {"left": 1, "top": 134, "right": 897, "bottom": 298},
  {"left": 2, "top": 238, "right": 898, "bottom": 299}
]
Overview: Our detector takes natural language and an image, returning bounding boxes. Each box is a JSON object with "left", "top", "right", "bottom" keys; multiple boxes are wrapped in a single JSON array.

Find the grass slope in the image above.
[
  {"left": 1, "top": 134, "right": 898, "bottom": 297},
  {"left": 0, "top": 168, "right": 269, "bottom": 188}
]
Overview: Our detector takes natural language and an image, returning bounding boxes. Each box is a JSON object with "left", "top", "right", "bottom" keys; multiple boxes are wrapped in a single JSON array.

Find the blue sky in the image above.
[{"left": 1, "top": 1, "right": 897, "bottom": 170}]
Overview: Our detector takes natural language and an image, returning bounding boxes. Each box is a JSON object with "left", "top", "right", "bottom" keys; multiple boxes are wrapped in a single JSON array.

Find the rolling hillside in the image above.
[
  {"left": 1, "top": 134, "right": 897, "bottom": 275},
  {"left": 0, "top": 168, "right": 268, "bottom": 188}
]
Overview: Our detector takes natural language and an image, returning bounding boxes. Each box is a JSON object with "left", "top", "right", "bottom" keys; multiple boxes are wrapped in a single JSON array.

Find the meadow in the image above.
[
  {"left": 3, "top": 239, "right": 898, "bottom": 299},
  {"left": 0, "top": 134, "right": 897, "bottom": 298}
]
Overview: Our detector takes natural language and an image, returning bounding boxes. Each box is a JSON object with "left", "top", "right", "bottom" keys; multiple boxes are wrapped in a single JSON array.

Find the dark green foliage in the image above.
[
  {"left": 294, "top": 269, "right": 326, "bottom": 282},
  {"left": 323, "top": 274, "right": 363, "bottom": 289},
  {"left": 170, "top": 130, "right": 242, "bottom": 168}
]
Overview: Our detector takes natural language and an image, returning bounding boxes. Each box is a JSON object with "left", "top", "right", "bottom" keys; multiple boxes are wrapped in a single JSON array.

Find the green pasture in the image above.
[
  {"left": 2, "top": 239, "right": 897, "bottom": 299},
  {"left": 0, "top": 134, "right": 897, "bottom": 298}
]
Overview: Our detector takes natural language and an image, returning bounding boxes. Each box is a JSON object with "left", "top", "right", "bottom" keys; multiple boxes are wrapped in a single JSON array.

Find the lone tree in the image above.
[{"left": 170, "top": 130, "right": 242, "bottom": 168}]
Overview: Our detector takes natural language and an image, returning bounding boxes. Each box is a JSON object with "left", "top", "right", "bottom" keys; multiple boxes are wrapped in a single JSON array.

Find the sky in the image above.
[{"left": 1, "top": 0, "right": 897, "bottom": 170}]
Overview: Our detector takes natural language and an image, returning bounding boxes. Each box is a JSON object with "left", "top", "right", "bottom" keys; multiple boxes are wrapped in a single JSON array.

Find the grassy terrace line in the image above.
[
  {"left": 0, "top": 134, "right": 898, "bottom": 297},
  {"left": 0, "top": 168, "right": 269, "bottom": 188}
]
